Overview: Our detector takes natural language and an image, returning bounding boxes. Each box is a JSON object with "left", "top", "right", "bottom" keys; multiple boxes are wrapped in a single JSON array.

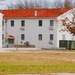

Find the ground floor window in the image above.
[
  {"left": 8, "top": 39, "right": 14, "bottom": 44},
  {"left": 21, "top": 34, "right": 25, "bottom": 40},
  {"left": 2, "top": 34, "right": 4, "bottom": 40},
  {"left": 50, "top": 34, "right": 53, "bottom": 40},
  {"left": 38, "top": 34, "right": 42, "bottom": 41}
]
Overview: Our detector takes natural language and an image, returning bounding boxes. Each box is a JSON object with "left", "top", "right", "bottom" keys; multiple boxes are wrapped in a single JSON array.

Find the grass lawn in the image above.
[{"left": 0, "top": 50, "right": 75, "bottom": 74}]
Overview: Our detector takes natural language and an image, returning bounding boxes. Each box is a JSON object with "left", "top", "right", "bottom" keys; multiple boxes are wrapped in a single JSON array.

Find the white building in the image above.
[
  {"left": 2, "top": 8, "right": 74, "bottom": 49},
  {"left": 0, "top": 12, "right": 3, "bottom": 48}
]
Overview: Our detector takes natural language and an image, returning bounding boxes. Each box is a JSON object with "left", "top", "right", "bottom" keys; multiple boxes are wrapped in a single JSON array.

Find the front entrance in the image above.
[
  {"left": 8, "top": 39, "right": 14, "bottom": 47},
  {"left": 6, "top": 35, "right": 14, "bottom": 48}
]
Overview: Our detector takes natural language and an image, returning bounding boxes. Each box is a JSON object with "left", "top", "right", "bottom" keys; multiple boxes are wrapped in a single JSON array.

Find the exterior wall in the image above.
[
  {"left": 3, "top": 18, "right": 57, "bottom": 48},
  {"left": 57, "top": 25, "right": 75, "bottom": 48},
  {"left": 0, "top": 13, "right": 3, "bottom": 48},
  {"left": 56, "top": 8, "right": 75, "bottom": 48}
]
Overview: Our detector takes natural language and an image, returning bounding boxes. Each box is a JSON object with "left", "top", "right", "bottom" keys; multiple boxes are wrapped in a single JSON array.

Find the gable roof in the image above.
[{"left": 2, "top": 8, "right": 70, "bottom": 19}]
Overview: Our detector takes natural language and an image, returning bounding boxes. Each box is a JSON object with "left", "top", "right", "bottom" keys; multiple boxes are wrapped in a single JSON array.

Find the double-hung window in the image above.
[
  {"left": 50, "top": 20, "right": 54, "bottom": 26},
  {"left": 11, "top": 20, "right": 14, "bottom": 27},
  {"left": 50, "top": 34, "right": 53, "bottom": 40},
  {"left": 21, "top": 34, "right": 25, "bottom": 40},
  {"left": 21, "top": 20, "right": 25, "bottom": 26},
  {"left": 38, "top": 34, "right": 42, "bottom": 41},
  {"left": 39, "top": 20, "right": 42, "bottom": 26}
]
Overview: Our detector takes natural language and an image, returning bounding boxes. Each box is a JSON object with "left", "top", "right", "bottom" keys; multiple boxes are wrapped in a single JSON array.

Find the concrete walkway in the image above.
[
  {"left": 57, "top": 73, "right": 75, "bottom": 75},
  {"left": 0, "top": 48, "right": 9, "bottom": 53},
  {"left": 4, "top": 73, "right": 75, "bottom": 75},
  {"left": 0, "top": 48, "right": 40, "bottom": 53},
  {"left": 3, "top": 48, "right": 41, "bottom": 51}
]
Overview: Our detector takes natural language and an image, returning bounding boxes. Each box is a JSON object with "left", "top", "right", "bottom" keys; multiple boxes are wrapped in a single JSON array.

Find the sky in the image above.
[{"left": 0, "top": 0, "right": 57, "bottom": 9}]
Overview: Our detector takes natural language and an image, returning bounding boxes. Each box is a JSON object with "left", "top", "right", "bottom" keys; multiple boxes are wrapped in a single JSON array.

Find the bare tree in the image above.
[
  {"left": 57, "top": 9, "right": 75, "bottom": 35},
  {"left": 52, "top": 0, "right": 64, "bottom": 8},
  {"left": 53, "top": 0, "right": 74, "bottom": 8},
  {"left": 64, "top": 0, "right": 73, "bottom": 8},
  {"left": 6, "top": 0, "right": 49, "bottom": 9},
  {"left": 57, "top": 9, "right": 75, "bottom": 50}
]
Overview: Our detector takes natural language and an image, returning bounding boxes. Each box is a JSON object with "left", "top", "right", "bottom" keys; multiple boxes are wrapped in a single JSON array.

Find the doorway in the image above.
[{"left": 8, "top": 39, "right": 14, "bottom": 47}]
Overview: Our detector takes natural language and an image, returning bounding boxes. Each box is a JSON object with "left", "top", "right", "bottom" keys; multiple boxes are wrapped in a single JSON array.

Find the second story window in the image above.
[
  {"left": 50, "top": 20, "right": 54, "bottom": 26},
  {"left": 21, "top": 20, "right": 25, "bottom": 26},
  {"left": 21, "top": 34, "right": 25, "bottom": 40},
  {"left": 39, "top": 20, "right": 42, "bottom": 26},
  {"left": 11, "top": 20, "right": 14, "bottom": 27}
]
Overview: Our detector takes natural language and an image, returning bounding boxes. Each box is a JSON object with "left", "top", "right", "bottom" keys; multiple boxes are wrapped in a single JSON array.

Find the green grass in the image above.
[
  {"left": 0, "top": 62, "right": 75, "bottom": 74},
  {"left": 0, "top": 50, "right": 75, "bottom": 74}
]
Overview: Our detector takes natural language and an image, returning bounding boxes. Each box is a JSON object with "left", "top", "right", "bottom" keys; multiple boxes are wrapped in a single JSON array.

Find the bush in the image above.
[{"left": 25, "top": 41, "right": 30, "bottom": 47}]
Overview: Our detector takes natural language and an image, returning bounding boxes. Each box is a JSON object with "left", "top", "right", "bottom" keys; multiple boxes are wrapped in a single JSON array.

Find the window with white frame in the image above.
[
  {"left": 21, "top": 20, "right": 25, "bottom": 26},
  {"left": 2, "top": 21, "right": 4, "bottom": 26},
  {"left": 50, "top": 20, "right": 54, "bottom": 26},
  {"left": 62, "top": 34, "right": 66, "bottom": 40},
  {"left": 11, "top": 20, "right": 14, "bottom": 27},
  {"left": 2, "top": 34, "right": 4, "bottom": 40},
  {"left": 39, "top": 20, "right": 42, "bottom": 26},
  {"left": 38, "top": 34, "right": 42, "bottom": 41},
  {"left": 50, "top": 34, "right": 53, "bottom": 40},
  {"left": 21, "top": 34, "right": 25, "bottom": 40}
]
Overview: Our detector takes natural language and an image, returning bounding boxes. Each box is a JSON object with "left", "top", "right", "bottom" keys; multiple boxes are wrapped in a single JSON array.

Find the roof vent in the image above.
[{"left": 34, "top": 11, "right": 37, "bottom": 16}]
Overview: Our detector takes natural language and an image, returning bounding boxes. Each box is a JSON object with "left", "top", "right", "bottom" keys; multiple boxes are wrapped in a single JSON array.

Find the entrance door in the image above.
[{"left": 8, "top": 39, "right": 14, "bottom": 47}]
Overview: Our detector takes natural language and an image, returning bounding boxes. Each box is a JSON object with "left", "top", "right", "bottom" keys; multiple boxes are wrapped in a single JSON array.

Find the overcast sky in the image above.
[{"left": 0, "top": 0, "right": 57, "bottom": 9}]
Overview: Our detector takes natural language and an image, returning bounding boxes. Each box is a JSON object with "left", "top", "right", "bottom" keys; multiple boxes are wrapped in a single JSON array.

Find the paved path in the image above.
[
  {"left": 0, "top": 48, "right": 9, "bottom": 53},
  {"left": 0, "top": 48, "right": 40, "bottom": 53}
]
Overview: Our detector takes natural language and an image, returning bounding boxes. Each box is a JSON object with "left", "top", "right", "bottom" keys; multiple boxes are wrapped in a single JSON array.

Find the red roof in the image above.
[{"left": 2, "top": 8, "right": 70, "bottom": 18}]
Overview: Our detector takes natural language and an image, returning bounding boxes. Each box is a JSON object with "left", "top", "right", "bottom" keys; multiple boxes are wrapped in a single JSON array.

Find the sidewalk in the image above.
[
  {"left": 0, "top": 48, "right": 41, "bottom": 53},
  {"left": 4, "top": 73, "right": 75, "bottom": 75},
  {"left": 3, "top": 48, "right": 41, "bottom": 51},
  {"left": 0, "top": 48, "right": 9, "bottom": 53}
]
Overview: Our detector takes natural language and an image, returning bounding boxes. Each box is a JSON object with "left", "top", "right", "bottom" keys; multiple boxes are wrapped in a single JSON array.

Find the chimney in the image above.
[{"left": 34, "top": 11, "right": 37, "bottom": 16}]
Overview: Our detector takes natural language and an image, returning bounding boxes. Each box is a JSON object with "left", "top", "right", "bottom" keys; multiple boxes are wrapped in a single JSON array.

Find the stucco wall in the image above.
[
  {"left": 3, "top": 18, "right": 57, "bottom": 48},
  {"left": 57, "top": 8, "right": 75, "bottom": 48},
  {"left": 0, "top": 13, "right": 3, "bottom": 48}
]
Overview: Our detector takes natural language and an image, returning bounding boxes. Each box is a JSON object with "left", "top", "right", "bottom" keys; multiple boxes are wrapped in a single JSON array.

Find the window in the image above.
[
  {"left": 21, "top": 34, "right": 25, "bottom": 40},
  {"left": 39, "top": 20, "right": 42, "bottom": 26},
  {"left": 8, "top": 39, "right": 14, "bottom": 44},
  {"left": 2, "top": 34, "right": 4, "bottom": 40},
  {"left": 21, "top": 20, "right": 25, "bottom": 26},
  {"left": 11, "top": 20, "right": 14, "bottom": 26},
  {"left": 38, "top": 34, "right": 42, "bottom": 41},
  {"left": 2, "top": 21, "right": 4, "bottom": 26},
  {"left": 72, "top": 36, "right": 74, "bottom": 40},
  {"left": 50, "top": 20, "right": 54, "bottom": 26},
  {"left": 50, "top": 34, "right": 53, "bottom": 40},
  {"left": 62, "top": 34, "right": 65, "bottom": 40}
]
